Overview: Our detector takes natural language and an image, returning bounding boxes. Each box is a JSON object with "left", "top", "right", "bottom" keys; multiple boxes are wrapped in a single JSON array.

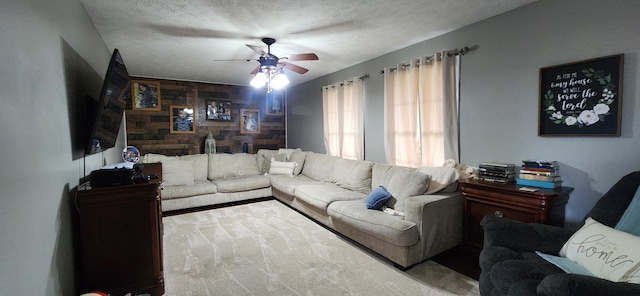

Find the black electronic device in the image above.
[
  {"left": 89, "top": 168, "right": 135, "bottom": 188},
  {"left": 85, "top": 49, "right": 130, "bottom": 155}
]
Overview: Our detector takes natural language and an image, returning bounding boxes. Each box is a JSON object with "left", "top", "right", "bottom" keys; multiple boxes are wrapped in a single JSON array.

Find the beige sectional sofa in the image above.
[{"left": 142, "top": 149, "right": 467, "bottom": 269}]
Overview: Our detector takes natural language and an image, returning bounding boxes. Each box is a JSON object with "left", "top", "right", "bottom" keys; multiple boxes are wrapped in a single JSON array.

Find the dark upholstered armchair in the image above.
[{"left": 478, "top": 171, "right": 640, "bottom": 296}]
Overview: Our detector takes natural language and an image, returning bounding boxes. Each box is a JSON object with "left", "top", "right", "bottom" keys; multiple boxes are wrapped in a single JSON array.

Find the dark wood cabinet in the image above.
[
  {"left": 460, "top": 178, "right": 573, "bottom": 248},
  {"left": 76, "top": 179, "right": 164, "bottom": 295}
]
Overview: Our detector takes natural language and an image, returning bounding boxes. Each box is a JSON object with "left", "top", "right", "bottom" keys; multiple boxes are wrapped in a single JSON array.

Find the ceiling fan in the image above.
[{"left": 214, "top": 38, "right": 318, "bottom": 75}]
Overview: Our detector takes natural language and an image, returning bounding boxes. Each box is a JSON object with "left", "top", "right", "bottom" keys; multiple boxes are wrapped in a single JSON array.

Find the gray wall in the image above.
[
  {"left": 287, "top": 0, "right": 640, "bottom": 228},
  {"left": 0, "top": 0, "right": 125, "bottom": 294}
]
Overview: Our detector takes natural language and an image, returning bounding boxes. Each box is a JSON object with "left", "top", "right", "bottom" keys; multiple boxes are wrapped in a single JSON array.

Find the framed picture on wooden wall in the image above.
[
  {"left": 539, "top": 54, "right": 623, "bottom": 136},
  {"left": 240, "top": 109, "right": 260, "bottom": 134},
  {"left": 131, "top": 80, "right": 161, "bottom": 111},
  {"left": 206, "top": 100, "right": 232, "bottom": 121},
  {"left": 170, "top": 105, "right": 196, "bottom": 134},
  {"left": 266, "top": 92, "right": 284, "bottom": 116}
]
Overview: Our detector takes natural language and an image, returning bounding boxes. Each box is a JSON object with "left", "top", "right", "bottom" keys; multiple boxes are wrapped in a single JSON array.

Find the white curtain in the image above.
[
  {"left": 322, "top": 77, "right": 364, "bottom": 160},
  {"left": 383, "top": 53, "right": 459, "bottom": 167}
]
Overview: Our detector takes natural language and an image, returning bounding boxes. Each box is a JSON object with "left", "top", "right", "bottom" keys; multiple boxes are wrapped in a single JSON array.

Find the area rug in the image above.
[{"left": 162, "top": 199, "right": 480, "bottom": 296}]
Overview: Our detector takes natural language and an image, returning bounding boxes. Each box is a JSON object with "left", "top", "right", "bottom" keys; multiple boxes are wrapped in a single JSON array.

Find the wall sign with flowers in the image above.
[{"left": 538, "top": 54, "right": 623, "bottom": 136}]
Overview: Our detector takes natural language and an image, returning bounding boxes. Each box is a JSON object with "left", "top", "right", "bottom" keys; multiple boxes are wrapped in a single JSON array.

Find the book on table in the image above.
[
  {"left": 518, "top": 174, "right": 562, "bottom": 182},
  {"left": 479, "top": 162, "right": 517, "bottom": 182},
  {"left": 516, "top": 178, "right": 563, "bottom": 189}
]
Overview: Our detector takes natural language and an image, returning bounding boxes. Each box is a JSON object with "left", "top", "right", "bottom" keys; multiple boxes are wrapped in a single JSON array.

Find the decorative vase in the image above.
[{"left": 205, "top": 131, "right": 216, "bottom": 154}]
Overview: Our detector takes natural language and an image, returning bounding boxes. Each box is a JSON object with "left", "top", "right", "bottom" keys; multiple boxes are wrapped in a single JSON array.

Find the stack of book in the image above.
[
  {"left": 479, "top": 162, "right": 516, "bottom": 183},
  {"left": 516, "top": 160, "right": 563, "bottom": 189}
]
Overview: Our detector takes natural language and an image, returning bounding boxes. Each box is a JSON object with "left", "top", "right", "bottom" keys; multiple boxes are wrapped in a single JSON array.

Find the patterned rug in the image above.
[{"left": 162, "top": 199, "right": 480, "bottom": 296}]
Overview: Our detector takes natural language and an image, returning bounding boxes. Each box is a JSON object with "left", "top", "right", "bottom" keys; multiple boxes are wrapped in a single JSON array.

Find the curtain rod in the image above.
[
  {"left": 379, "top": 45, "right": 478, "bottom": 74},
  {"left": 322, "top": 74, "right": 370, "bottom": 90}
]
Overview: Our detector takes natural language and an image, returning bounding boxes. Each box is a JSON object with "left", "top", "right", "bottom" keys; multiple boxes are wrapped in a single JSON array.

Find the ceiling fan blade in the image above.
[
  {"left": 212, "top": 58, "right": 256, "bottom": 62},
  {"left": 246, "top": 44, "right": 266, "bottom": 56},
  {"left": 250, "top": 65, "right": 261, "bottom": 75},
  {"left": 279, "top": 62, "right": 309, "bottom": 74},
  {"left": 281, "top": 53, "right": 319, "bottom": 61}
]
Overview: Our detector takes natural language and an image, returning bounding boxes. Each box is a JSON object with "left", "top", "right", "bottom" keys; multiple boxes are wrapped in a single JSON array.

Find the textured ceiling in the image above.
[{"left": 80, "top": 0, "right": 536, "bottom": 87}]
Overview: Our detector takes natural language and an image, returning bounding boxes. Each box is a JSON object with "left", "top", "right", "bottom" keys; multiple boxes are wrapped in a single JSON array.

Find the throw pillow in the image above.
[
  {"left": 384, "top": 169, "right": 431, "bottom": 213},
  {"left": 278, "top": 148, "right": 302, "bottom": 161},
  {"left": 615, "top": 185, "right": 640, "bottom": 236},
  {"left": 261, "top": 153, "right": 286, "bottom": 174},
  {"left": 162, "top": 160, "right": 195, "bottom": 186},
  {"left": 535, "top": 251, "right": 594, "bottom": 276},
  {"left": 365, "top": 186, "right": 393, "bottom": 210},
  {"left": 559, "top": 217, "right": 640, "bottom": 283},
  {"left": 288, "top": 151, "right": 308, "bottom": 175},
  {"left": 269, "top": 160, "right": 296, "bottom": 176},
  {"left": 417, "top": 167, "right": 461, "bottom": 194}
]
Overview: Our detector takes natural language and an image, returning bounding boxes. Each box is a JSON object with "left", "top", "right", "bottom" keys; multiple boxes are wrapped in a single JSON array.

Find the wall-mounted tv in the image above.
[{"left": 86, "top": 49, "right": 130, "bottom": 155}]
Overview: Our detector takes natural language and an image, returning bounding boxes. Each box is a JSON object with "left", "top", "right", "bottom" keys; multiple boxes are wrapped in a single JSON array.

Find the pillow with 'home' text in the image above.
[{"left": 559, "top": 217, "right": 640, "bottom": 283}]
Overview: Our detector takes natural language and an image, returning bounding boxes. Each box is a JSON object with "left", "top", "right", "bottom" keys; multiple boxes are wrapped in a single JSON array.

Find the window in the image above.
[
  {"left": 383, "top": 54, "right": 459, "bottom": 167},
  {"left": 322, "top": 77, "right": 364, "bottom": 160}
]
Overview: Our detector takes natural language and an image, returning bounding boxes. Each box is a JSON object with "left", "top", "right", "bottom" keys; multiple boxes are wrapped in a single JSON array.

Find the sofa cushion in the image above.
[
  {"left": 278, "top": 148, "right": 301, "bottom": 160},
  {"left": 261, "top": 153, "right": 286, "bottom": 174},
  {"left": 417, "top": 166, "right": 461, "bottom": 194},
  {"left": 371, "top": 163, "right": 413, "bottom": 189},
  {"left": 208, "top": 153, "right": 260, "bottom": 180},
  {"left": 384, "top": 170, "right": 431, "bottom": 213},
  {"left": 365, "top": 186, "right": 393, "bottom": 210},
  {"left": 162, "top": 160, "right": 195, "bottom": 186},
  {"left": 295, "top": 183, "right": 366, "bottom": 211},
  {"left": 269, "top": 160, "right": 296, "bottom": 176},
  {"left": 178, "top": 154, "right": 209, "bottom": 181},
  {"left": 212, "top": 175, "right": 271, "bottom": 193},
  {"left": 328, "top": 200, "right": 419, "bottom": 247},
  {"left": 331, "top": 158, "right": 373, "bottom": 194},
  {"left": 560, "top": 217, "right": 640, "bottom": 283},
  {"left": 288, "top": 151, "right": 308, "bottom": 175},
  {"left": 301, "top": 152, "right": 339, "bottom": 182},
  {"left": 269, "top": 174, "right": 319, "bottom": 196},
  {"left": 141, "top": 153, "right": 178, "bottom": 163},
  {"left": 256, "top": 149, "right": 279, "bottom": 173},
  {"left": 161, "top": 180, "right": 218, "bottom": 200},
  {"left": 372, "top": 164, "right": 430, "bottom": 212}
]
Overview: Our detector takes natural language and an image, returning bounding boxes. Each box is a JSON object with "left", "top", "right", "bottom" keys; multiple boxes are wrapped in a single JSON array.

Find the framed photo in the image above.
[
  {"left": 170, "top": 105, "right": 196, "bottom": 134},
  {"left": 266, "top": 92, "right": 284, "bottom": 116},
  {"left": 240, "top": 109, "right": 260, "bottom": 134},
  {"left": 539, "top": 54, "right": 623, "bottom": 136},
  {"left": 131, "top": 80, "right": 161, "bottom": 111},
  {"left": 206, "top": 100, "right": 232, "bottom": 121}
]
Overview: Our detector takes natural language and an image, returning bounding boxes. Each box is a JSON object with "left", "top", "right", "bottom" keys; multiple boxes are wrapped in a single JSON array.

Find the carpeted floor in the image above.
[{"left": 162, "top": 199, "right": 480, "bottom": 296}]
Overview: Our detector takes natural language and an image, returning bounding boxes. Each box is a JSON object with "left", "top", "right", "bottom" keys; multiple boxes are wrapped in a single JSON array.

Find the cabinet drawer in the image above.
[{"left": 464, "top": 199, "right": 538, "bottom": 247}]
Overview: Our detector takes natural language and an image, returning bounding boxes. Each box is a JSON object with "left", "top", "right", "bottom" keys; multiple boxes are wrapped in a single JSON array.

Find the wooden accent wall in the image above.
[{"left": 125, "top": 78, "right": 285, "bottom": 156}]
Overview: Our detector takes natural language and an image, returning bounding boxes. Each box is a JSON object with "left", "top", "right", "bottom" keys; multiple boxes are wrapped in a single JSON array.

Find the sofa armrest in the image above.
[
  {"left": 481, "top": 215, "right": 574, "bottom": 254},
  {"left": 538, "top": 273, "right": 640, "bottom": 296},
  {"left": 405, "top": 192, "right": 463, "bottom": 259}
]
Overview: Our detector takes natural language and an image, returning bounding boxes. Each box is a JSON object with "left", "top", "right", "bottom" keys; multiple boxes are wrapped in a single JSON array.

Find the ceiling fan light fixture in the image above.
[
  {"left": 250, "top": 71, "right": 267, "bottom": 88},
  {"left": 270, "top": 70, "right": 289, "bottom": 90}
]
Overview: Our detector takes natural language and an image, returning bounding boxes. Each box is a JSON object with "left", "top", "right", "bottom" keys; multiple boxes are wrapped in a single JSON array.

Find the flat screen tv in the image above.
[{"left": 86, "top": 48, "right": 130, "bottom": 155}]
